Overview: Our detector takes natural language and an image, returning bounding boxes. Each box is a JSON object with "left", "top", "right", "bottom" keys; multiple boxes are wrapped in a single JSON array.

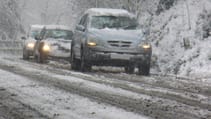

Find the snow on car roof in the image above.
[
  {"left": 85, "top": 8, "right": 135, "bottom": 18},
  {"left": 30, "top": 24, "right": 44, "bottom": 30},
  {"left": 43, "top": 25, "right": 71, "bottom": 31}
]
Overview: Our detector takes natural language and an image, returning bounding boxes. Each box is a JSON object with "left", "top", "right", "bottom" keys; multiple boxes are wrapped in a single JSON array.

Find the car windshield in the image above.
[
  {"left": 30, "top": 30, "right": 40, "bottom": 38},
  {"left": 45, "top": 29, "right": 73, "bottom": 40},
  {"left": 91, "top": 16, "right": 139, "bottom": 30}
]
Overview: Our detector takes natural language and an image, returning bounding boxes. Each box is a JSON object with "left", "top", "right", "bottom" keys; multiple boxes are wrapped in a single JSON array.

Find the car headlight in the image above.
[
  {"left": 87, "top": 41, "right": 97, "bottom": 46},
  {"left": 209, "top": 31, "right": 211, "bottom": 35},
  {"left": 42, "top": 44, "right": 50, "bottom": 52},
  {"left": 87, "top": 37, "right": 103, "bottom": 47},
  {"left": 27, "top": 43, "right": 35, "bottom": 49},
  {"left": 139, "top": 42, "right": 151, "bottom": 49},
  {"left": 87, "top": 36, "right": 106, "bottom": 47},
  {"left": 142, "top": 44, "right": 151, "bottom": 49}
]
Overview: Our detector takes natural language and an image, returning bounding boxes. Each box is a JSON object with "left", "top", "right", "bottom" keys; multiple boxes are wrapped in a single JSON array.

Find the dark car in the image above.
[
  {"left": 71, "top": 8, "right": 152, "bottom": 75},
  {"left": 22, "top": 25, "right": 44, "bottom": 60}
]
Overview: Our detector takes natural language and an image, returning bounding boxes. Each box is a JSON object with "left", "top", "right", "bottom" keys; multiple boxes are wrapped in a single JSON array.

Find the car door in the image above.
[{"left": 73, "top": 14, "right": 88, "bottom": 59}]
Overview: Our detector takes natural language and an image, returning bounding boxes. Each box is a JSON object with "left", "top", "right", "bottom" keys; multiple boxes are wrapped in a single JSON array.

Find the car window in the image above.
[
  {"left": 44, "top": 29, "right": 73, "bottom": 40},
  {"left": 40, "top": 28, "right": 46, "bottom": 39},
  {"left": 30, "top": 30, "right": 40, "bottom": 38},
  {"left": 79, "top": 14, "right": 88, "bottom": 27},
  {"left": 91, "top": 16, "right": 139, "bottom": 30}
]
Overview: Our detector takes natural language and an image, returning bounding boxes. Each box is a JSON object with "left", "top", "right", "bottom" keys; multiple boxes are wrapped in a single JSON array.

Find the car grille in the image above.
[{"left": 107, "top": 41, "right": 132, "bottom": 48}]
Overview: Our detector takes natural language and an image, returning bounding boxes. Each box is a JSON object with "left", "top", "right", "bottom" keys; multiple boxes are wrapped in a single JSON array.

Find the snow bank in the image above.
[{"left": 0, "top": 40, "right": 23, "bottom": 56}]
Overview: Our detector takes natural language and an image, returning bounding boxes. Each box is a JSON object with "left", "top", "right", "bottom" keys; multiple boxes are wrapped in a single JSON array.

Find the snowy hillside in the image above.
[{"left": 147, "top": 0, "right": 211, "bottom": 79}]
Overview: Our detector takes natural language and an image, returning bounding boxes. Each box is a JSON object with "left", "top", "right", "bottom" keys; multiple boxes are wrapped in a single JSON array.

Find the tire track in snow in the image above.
[
  {"left": 0, "top": 88, "right": 49, "bottom": 119},
  {"left": 0, "top": 58, "right": 211, "bottom": 119}
]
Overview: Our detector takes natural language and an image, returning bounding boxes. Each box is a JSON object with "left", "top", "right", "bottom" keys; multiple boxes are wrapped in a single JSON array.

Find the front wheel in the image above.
[
  {"left": 71, "top": 50, "right": 81, "bottom": 70},
  {"left": 138, "top": 63, "right": 150, "bottom": 76},
  {"left": 80, "top": 50, "right": 91, "bottom": 72},
  {"left": 37, "top": 52, "right": 47, "bottom": 63},
  {"left": 125, "top": 65, "right": 135, "bottom": 74},
  {"left": 203, "top": 30, "right": 209, "bottom": 38},
  {"left": 23, "top": 49, "right": 29, "bottom": 60}
]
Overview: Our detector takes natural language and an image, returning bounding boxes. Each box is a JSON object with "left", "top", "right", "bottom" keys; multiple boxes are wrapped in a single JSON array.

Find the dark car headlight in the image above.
[
  {"left": 42, "top": 44, "right": 50, "bottom": 52},
  {"left": 27, "top": 43, "right": 35, "bottom": 49}
]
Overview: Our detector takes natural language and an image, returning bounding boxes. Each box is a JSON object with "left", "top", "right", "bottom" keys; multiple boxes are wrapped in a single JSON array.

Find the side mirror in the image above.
[
  {"left": 21, "top": 36, "right": 26, "bottom": 40},
  {"left": 143, "top": 28, "right": 150, "bottom": 36},
  {"left": 34, "top": 35, "right": 40, "bottom": 40},
  {"left": 76, "top": 25, "right": 85, "bottom": 32}
]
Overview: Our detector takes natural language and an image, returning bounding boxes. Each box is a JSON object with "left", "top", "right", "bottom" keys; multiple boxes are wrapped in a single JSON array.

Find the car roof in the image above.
[
  {"left": 85, "top": 8, "right": 135, "bottom": 18},
  {"left": 43, "top": 25, "right": 71, "bottom": 31}
]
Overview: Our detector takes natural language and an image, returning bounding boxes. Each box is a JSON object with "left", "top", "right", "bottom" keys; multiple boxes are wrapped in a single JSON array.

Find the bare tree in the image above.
[
  {"left": 95, "top": 0, "right": 98, "bottom": 7},
  {"left": 0, "top": 0, "right": 21, "bottom": 40},
  {"left": 41, "top": 0, "right": 50, "bottom": 24},
  {"left": 120, "top": 0, "right": 144, "bottom": 18},
  {"left": 185, "top": 0, "right": 191, "bottom": 30}
]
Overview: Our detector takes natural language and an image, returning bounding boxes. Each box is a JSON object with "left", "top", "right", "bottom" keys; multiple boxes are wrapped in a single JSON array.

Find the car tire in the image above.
[
  {"left": 125, "top": 65, "right": 135, "bottom": 74},
  {"left": 138, "top": 63, "right": 150, "bottom": 76},
  {"left": 80, "top": 50, "right": 91, "bottom": 72},
  {"left": 71, "top": 50, "right": 81, "bottom": 70},
  {"left": 36, "top": 42, "right": 48, "bottom": 63},
  {"left": 203, "top": 30, "right": 208, "bottom": 38},
  {"left": 23, "top": 49, "right": 29, "bottom": 60},
  {"left": 37, "top": 52, "right": 47, "bottom": 63},
  {"left": 36, "top": 53, "right": 42, "bottom": 63}
]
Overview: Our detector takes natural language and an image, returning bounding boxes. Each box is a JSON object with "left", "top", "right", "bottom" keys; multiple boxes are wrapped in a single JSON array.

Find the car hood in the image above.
[
  {"left": 88, "top": 28, "right": 145, "bottom": 42},
  {"left": 25, "top": 37, "right": 36, "bottom": 44},
  {"left": 43, "top": 38, "right": 72, "bottom": 58}
]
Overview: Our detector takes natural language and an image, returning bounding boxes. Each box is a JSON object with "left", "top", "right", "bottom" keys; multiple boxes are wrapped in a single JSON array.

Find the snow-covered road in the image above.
[
  {"left": 0, "top": 56, "right": 210, "bottom": 119},
  {"left": 0, "top": 61, "right": 149, "bottom": 119}
]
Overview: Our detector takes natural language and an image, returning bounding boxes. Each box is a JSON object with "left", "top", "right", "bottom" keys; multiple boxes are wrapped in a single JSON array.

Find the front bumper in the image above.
[
  {"left": 28, "top": 50, "right": 34, "bottom": 56},
  {"left": 84, "top": 48, "right": 151, "bottom": 66},
  {"left": 24, "top": 47, "right": 34, "bottom": 56}
]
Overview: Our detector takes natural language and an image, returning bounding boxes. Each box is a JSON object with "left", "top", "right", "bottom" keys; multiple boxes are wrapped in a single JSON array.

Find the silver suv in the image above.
[{"left": 71, "top": 8, "right": 152, "bottom": 75}]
